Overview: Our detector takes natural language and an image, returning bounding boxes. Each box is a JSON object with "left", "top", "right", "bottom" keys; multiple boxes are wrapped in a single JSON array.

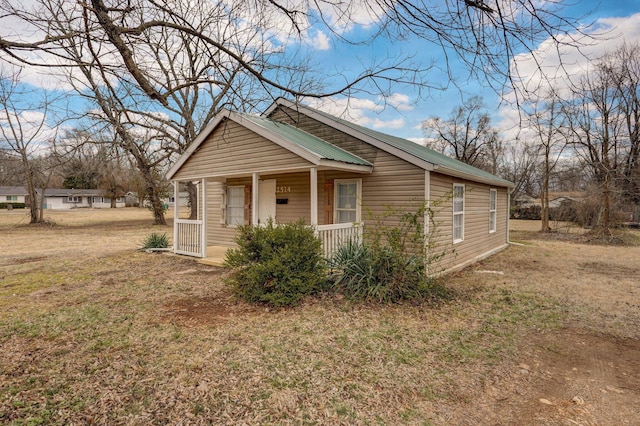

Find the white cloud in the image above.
[
  {"left": 372, "top": 118, "right": 404, "bottom": 129},
  {"left": 385, "top": 93, "right": 413, "bottom": 111},
  {"left": 498, "top": 12, "right": 640, "bottom": 140},
  {"left": 508, "top": 13, "right": 640, "bottom": 100},
  {"left": 304, "top": 29, "right": 331, "bottom": 51}
]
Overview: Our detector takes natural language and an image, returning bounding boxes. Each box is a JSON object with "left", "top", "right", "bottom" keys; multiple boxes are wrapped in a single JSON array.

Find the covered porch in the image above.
[{"left": 171, "top": 165, "right": 368, "bottom": 262}]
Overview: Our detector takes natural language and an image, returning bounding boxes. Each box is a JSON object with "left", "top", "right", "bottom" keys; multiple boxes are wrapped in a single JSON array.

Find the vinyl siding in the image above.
[
  {"left": 192, "top": 106, "right": 510, "bottom": 272},
  {"left": 429, "top": 172, "right": 509, "bottom": 273},
  {"left": 173, "top": 118, "right": 312, "bottom": 181},
  {"left": 269, "top": 106, "right": 426, "bottom": 227}
]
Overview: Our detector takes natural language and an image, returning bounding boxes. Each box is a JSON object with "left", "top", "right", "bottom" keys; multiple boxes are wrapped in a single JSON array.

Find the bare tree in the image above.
[
  {"left": 0, "top": 71, "right": 56, "bottom": 223},
  {"left": 524, "top": 93, "right": 569, "bottom": 231},
  {"left": 500, "top": 139, "right": 538, "bottom": 206},
  {"left": 422, "top": 96, "right": 503, "bottom": 172},
  {"left": 0, "top": 1, "right": 593, "bottom": 105}
]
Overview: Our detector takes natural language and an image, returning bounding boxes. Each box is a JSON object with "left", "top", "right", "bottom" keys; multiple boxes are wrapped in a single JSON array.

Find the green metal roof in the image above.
[
  {"left": 237, "top": 112, "right": 372, "bottom": 167},
  {"left": 287, "top": 102, "right": 514, "bottom": 188}
]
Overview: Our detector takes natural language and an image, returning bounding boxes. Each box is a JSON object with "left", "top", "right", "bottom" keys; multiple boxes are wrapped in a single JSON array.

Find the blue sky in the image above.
[
  {"left": 303, "top": 0, "right": 640, "bottom": 143},
  {"left": 2, "top": 1, "right": 640, "bottom": 150}
]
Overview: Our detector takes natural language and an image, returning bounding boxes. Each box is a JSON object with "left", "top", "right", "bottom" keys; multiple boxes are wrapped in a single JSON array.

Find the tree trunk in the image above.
[{"left": 186, "top": 181, "right": 198, "bottom": 220}]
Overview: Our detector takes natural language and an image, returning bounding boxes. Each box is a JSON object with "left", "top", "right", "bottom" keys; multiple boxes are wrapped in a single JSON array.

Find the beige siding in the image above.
[
  {"left": 429, "top": 172, "right": 509, "bottom": 273},
  {"left": 173, "top": 118, "right": 312, "bottom": 181},
  {"left": 192, "top": 106, "right": 510, "bottom": 273},
  {"left": 205, "top": 180, "right": 238, "bottom": 247}
]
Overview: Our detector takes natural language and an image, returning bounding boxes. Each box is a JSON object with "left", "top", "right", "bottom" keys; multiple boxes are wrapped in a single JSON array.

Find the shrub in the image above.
[
  {"left": 141, "top": 232, "right": 170, "bottom": 249},
  {"left": 0, "top": 202, "right": 26, "bottom": 209},
  {"left": 329, "top": 202, "right": 448, "bottom": 303},
  {"left": 224, "top": 219, "right": 328, "bottom": 307}
]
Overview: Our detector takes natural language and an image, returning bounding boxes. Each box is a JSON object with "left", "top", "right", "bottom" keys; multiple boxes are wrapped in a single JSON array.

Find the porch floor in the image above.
[{"left": 197, "top": 246, "right": 230, "bottom": 267}]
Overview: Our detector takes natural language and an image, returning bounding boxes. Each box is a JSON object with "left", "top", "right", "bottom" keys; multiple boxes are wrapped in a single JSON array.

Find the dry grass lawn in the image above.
[{"left": 1, "top": 209, "right": 639, "bottom": 425}]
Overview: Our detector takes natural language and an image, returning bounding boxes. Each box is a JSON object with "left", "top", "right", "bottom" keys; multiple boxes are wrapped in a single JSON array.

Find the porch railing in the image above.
[
  {"left": 316, "top": 222, "right": 363, "bottom": 259},
  {"left": 175, "top": 219, "right": 204, "bottom": 257}
]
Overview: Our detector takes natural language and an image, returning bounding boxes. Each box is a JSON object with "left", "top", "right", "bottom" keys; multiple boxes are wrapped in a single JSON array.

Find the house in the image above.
[
  {"left": 41, "top": 188, "right": 125, "bottom": 209},
  {"left": 0, "top": 186, "right": 29, "bottom": 207},
  {"left": 166, "top": 98, "right": 514, "bottom": 273}
]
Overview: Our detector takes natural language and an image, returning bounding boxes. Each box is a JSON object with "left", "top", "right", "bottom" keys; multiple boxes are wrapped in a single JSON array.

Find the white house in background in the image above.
[
  {"left": 162, "top": 191, "right": 189, "bottom": 208},
  {"left": 41, "top": 188, "right": 125, "bottom": 209},
  {"left": 0, "top": 186, "right": 29, "bottom": 205}
]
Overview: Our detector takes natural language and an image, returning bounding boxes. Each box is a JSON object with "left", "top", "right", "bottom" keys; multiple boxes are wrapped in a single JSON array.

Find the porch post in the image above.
[
  {"left": 424, "top": 171, "right": 430, "bottom": 236},
  {"left": 252, "top": 173, "right": 259, "bottom": 225},
  {"left": 310, "top": 167, "right": 318, "bottom": 226},
  {"left": 172, "top": 180, "right": 179, "bottom": 253},
  {"left": 201, "top": 178, "right": 207, "bottom": 258}
]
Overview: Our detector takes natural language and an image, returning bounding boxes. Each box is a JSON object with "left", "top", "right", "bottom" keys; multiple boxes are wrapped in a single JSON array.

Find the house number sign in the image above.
[{"left": 276, "top": 186, "right": 291, "bottom": 193}]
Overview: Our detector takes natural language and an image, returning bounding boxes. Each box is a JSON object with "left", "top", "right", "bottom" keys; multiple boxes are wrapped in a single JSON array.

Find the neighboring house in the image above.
[
  {"left": 166, "top": 98, "right": 514, "bottom": 273},
  {"left": 41, "top": 188, "right": 125, "bottom": 209},
  {"left": 163, "top": 191, "right": 189, "bottom": 208},
  {"left": 0, "top": 186, "right": 29, "bottom": 206}
]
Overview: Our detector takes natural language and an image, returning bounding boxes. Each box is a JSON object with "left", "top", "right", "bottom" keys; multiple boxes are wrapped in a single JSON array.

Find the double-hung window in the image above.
[
  {"left": 453, "top": 184, "right": 464, "bottom": 243},
  {"left": 67, "top": 195, "right": 81, "bottom": 203},
  {"left": 335, "top": 179, "right": 361, "bottom": 224},
  {"left": 489, "top": 189, "right": 497, "bottom": 233},
  {"left": 6, "top": 195, "right": 17, "bottom": 201},
  {"left": 226, "top": 186, "right": 245, "bottom": 226}
]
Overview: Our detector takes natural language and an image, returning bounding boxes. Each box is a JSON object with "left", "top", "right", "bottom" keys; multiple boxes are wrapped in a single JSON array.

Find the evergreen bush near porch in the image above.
[{"left": 224, "top": 219, "right": 328, "bottom": 307}]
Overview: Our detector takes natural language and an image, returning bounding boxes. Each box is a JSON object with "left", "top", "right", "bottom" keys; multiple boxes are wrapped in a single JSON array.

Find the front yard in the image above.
[{"left": 1, "top": 209, "right": 639, "bottom": 424}]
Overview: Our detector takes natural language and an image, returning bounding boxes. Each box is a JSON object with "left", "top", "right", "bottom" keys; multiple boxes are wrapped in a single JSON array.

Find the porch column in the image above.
[
  {"left": 200, "top": 178, "right": 207, "bottom": 258},
  {"left": 424, "top": 171, "right": 430, "bottom": 236},
  {"left": 172, "top": 180, "right": 179, "bottom": 252},
  {"left": 310, "top": 167, "right": 318, "bottom": 226},
  {"left": 252, "top": 172, "right": 259, "bottom": 225}
]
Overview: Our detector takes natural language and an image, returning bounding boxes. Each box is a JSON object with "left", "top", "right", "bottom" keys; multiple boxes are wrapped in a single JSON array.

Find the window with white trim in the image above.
[
  {"left": 489, "top": 189, "right": 497, "bottom": 233},
  {"left": 226, "top": 186, "right": 245, "bottom": 226},
  {"left": 67, "top": 195, "right": 81, "bottom": 203},
  {"left": 453, "top": 184, "right": 464, "bottom": 243},
  {"left": 335, "top": 179, "right": 361, "bottom": 223},
  {"left": 6, "top": 195, "right": 17, "bottom": 201}
]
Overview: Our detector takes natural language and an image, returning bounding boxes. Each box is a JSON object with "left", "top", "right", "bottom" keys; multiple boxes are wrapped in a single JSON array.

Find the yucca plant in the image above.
[{"left": 140, "top": 232, "right": 170, "bottom": 249}]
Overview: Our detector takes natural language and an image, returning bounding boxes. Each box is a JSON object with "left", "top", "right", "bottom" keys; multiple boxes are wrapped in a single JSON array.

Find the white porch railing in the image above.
[
  {"left": 175, "top": 219, "right": 204, "bottom": 257},
  {"left": 316, "top": 222, "right": 363, "bottom": 259}
]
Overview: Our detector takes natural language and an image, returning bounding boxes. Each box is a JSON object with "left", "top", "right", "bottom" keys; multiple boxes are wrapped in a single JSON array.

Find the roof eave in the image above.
[{"left": 437, "top": 166, "right": 515, "bottom": 188}]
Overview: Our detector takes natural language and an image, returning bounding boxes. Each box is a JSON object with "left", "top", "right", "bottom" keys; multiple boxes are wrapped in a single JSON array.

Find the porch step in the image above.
[
  {"left": 197, "top": 257, "right": 226, "bottom": 267},
  {"left": 197, "top": 246, "right": 230, "bottom": 268}
]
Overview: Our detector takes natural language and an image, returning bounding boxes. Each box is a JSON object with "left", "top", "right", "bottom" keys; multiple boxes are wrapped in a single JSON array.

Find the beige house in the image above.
[{"left": 166, "top": 98, "right": 514, "bottom": 273}]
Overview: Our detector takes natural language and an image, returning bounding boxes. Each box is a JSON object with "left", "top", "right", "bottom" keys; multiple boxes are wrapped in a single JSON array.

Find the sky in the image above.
[
  {"left": 2, "top": 0, "right": 640, "bottom": 151},
  {"left": 299, "top": 0, "right": 640, "bottom": 144}
]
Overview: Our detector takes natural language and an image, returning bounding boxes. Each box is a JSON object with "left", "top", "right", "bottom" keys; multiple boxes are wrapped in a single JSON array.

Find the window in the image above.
[
  {"left": 67, "top": 196, "right": 81, "bottom": 203},
  {"left": 226, "top": 186, "right": 245, "bottom": 226},
  {"left": 6, "top": 195, "right": 17, "bottom": 201},
  {"left": 453, "top": 184, "right": 464, "bottom": 243},
  {"left": 489, "top": 189, "right": 497, "bottom": 233},
  {"left": 335, "top": 179, "right": 361, "bottom": 223}
]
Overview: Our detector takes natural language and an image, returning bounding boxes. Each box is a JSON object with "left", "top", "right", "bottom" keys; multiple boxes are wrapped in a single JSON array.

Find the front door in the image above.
[{"left": 258, "top": 179, "right": 276, "bottom": 225}]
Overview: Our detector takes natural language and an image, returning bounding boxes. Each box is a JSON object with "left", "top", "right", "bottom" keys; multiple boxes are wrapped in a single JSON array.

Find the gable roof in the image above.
[
  {"left": 0, "top": 186, "right": 28, "bottom": 196},
  {"left": 42, "top": 188, "right": 105, "bottom": 197},
  {"left": 264, "top": 98, "right": 514, "bottom": 188},
  {"left": 167, "top": 110, "right": 372, "bottom": 180}
]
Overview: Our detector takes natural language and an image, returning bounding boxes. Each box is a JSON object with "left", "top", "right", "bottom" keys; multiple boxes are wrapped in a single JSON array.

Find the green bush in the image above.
[
  {"left": 224, "top": 219, "right": 328, "bottom": 307},
  {"left": 141, "top": 232, "right": 170, "bottom": 249},
  {"left": 329, "top": 202, "right": 448, "bottom": 303},
  {"left": 0, "top": 202, "right": 26, "bottom": 209}
]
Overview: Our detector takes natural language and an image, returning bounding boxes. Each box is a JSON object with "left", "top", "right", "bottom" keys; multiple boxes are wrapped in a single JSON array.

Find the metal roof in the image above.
[
  {"left": 236, "top": 113, "right": 372, "bottom": 167},
  {"left": 269, "top": 99, "right": 515, "bottom": 188}
]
